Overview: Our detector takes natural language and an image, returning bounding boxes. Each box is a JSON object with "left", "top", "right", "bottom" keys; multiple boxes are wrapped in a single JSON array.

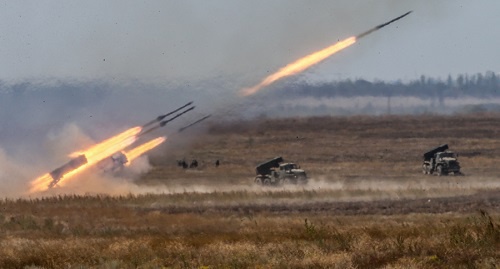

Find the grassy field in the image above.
[
  {"left": 2, "top": 113, "right": 500, "bottom": 268},
  {"left": 1, "top": 194, "right": 499, "bottom": 268}
]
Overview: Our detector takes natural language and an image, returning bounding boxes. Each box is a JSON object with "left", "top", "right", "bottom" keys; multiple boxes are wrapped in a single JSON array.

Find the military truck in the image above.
[
  {"left": 254, "top": 156, "right": 308, "bottom": 185},
  {"left": 422, "top": 144, "right": 462, "bottom": 176}
]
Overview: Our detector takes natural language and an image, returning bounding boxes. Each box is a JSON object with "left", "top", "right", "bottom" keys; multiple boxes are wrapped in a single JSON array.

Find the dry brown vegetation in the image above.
[{"left": 2, "top": 113, "right": 500, "bottom": 268}]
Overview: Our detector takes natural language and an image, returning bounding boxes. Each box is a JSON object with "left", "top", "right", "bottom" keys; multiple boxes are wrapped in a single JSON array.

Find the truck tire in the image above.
[
  {"left": 263, "top": 178, "right": 271, "bottom": 185},
  {"left": 422, "top": 164, "right": 428, "bottom": 174},
  {"left": 436, "top": 166, "right": 444, "bottom": 176}
]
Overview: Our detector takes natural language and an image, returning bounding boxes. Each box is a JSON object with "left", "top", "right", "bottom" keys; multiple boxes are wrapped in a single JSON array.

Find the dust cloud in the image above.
[
  {"left": 0, "top": 122, "right": 160, "bottom": 198},
  {"left": 27, "top": 175, "right": 498, "bottom": 204},
  {"left": 0, "top": 148, "right": 30, "bottom": 197}
]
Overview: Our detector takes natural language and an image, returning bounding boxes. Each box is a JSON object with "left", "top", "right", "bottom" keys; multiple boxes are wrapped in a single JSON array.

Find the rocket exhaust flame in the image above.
[
  {"left": 120, "top": 115, "right": 211, "bottom": 170},
  {"left": 241, "top": 11, "right": 412, "bottom": 96},
  {"left": 29, "top": 127, "right": 141, "bottom": 193},
  {"left": 124, "top": 137, "right": 166, "bottom": 165},
  {"left": 241, "top": 37, "right": 356, "bottom": 96},
  {"left": 28, "top": 103, "right": 197, "bottom": 193},
  {"left": 57, "top": 136, "right": 137, "bottom": 186},
  {"left": 69, "top": 127, "right": 142, "bottom": 158}
]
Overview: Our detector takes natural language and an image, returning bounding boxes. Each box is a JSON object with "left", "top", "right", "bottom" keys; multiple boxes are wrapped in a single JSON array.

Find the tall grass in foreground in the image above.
[{"left": 0, "top": 201, "right": 498, "bottom": 268}]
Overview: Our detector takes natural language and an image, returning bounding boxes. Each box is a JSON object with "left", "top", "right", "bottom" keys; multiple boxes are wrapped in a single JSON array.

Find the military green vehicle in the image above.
[
  {"left": 254, "top": 156, "right": 308, "bottom": 185},
  {"left": 422, "top": 144, "right": 462, "bottom": 176}
]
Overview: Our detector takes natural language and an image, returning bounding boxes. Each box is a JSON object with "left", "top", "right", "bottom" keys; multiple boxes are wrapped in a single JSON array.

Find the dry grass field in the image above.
[{"left": 1, "top": 113, "right": 500, "bottom": 268}]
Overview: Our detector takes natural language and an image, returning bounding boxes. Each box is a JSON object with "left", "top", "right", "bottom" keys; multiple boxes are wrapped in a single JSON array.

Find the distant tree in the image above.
[
  {"left": 485, "top": 71, "right": 499, "bottom": 94},
  {"left": 420, "top": 75, "right": 426, "bottom": 86},
  {"left": 447, "top": 74, "right": 453, "bottom": 88},
  {"left": 457, "top": 74, "right": 464, "bottom": 90},
  {"left": 476, "top": 72, "right": 484, "bottom": 89},
  {"left": 269, "top": 71, "right": 500, "bottom": 99}
]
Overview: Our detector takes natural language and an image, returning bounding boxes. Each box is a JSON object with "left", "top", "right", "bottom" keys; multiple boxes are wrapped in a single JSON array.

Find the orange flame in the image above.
[
  {"left": 70, "top": 127, "right": 142, "bottom": 158},
  {"left": 57, "top": 136, "right": 137, "bottom": 187},
  {"left": 29, "top": 173, "right": 53, "bottom": 193},
  {"left": 29, "top": 126, "right": 142, "bottom": 193},
  {"left": 124, "top": 136, "right": 166, "bottom": 165},
  {"left": 241, "top": 36, "right": 357, "bottom": 96}
]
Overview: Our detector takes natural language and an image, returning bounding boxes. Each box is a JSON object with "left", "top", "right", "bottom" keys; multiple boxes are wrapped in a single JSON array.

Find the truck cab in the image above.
[{"left": 278, "top": 163, "right": 307, "bottom": 183}]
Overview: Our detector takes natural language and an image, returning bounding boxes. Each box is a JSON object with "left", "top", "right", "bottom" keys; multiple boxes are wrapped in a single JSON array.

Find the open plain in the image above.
[{"left": 1, "top": 113, "right": 499, "bottom": 268}]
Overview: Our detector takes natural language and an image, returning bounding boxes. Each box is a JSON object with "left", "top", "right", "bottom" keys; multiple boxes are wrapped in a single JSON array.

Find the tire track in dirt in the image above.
[{"left": 139, "top": 189, "right": 500, "bottom": 216}]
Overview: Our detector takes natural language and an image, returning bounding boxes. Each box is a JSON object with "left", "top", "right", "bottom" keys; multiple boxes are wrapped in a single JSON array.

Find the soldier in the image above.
[
  {"left": 190, "top": 159, "right": 198, "bottom": 168},
  {"left": 177, "top": 159, "right": 188, "bottom": 169}
]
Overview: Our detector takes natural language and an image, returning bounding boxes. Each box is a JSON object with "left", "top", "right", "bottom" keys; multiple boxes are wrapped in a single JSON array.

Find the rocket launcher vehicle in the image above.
[
  {"left": 98, "top": 114, "right": 211, "bottom": 173},
  {"left": 30, "top": 102, "right": 197, "bottom": 192}
]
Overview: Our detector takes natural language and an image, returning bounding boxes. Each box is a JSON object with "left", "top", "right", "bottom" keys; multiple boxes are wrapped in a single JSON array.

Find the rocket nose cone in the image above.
[{"left": 402, "top": 11, "right": 412, "bottom": 18}]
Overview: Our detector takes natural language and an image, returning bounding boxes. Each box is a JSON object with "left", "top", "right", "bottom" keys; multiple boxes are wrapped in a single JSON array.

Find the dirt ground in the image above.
[{"left": 136, "top": 113, "right": 500, "bottom": 215}]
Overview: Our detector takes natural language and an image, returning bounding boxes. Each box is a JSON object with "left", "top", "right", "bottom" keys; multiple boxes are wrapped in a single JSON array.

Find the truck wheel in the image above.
[
  {"left": 422, "top": 165, "right": 427, "bottom": 175},
  {"left": 254, "top": 177, "right": 262, "bottom": 185},
  {"left": 263, "top": 178, "right": 271, "bottom": 186},
  {"left": 436, "top": 166, "right": 444, "bottom": 176}
]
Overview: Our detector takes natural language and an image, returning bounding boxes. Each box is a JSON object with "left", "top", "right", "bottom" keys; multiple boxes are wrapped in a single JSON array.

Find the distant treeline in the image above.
[
  {"left": 2, "top": 72, "right": 500, "bottom": 99},
  {"left": 272, "top": 71, "right": 500, "bottom": 99}
]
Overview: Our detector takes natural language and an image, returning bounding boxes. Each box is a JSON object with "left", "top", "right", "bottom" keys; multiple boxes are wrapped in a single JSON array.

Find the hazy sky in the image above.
[{"left": 1, "top": 1, "right": 499, "bottom": 84}]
